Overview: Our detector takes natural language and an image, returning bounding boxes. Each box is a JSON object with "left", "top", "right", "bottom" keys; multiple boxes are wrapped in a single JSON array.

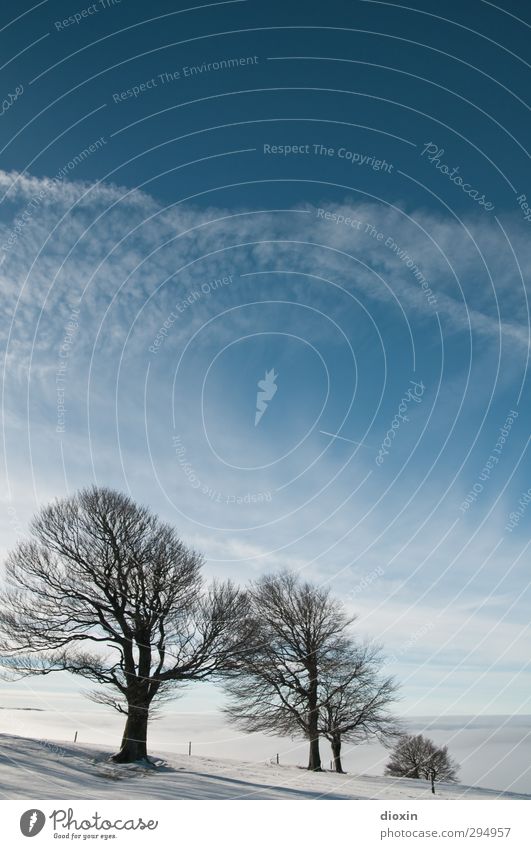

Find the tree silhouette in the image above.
[
  {"left": 385, "top": 734, "right": 459, "bottom": 791},
  {"left": 223, "top": 571, "right": 355, "bottom": 771},
  {"left": 319, "top": 644, "right": 400, "bottom": 772},
  {"left": 0, "top": 486, "right": 247, "bottom": 762}
]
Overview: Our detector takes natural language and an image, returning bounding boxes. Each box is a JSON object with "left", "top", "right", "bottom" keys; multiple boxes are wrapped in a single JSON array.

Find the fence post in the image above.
[
  {"left": 276, "top": 753, "right": 279, "bottom": 765},
  {"left": 188, "top": 741, "right": 192, "bottom": 757},
  {"left": 74, "top": 731, "right": 78, "bottom": 743}
]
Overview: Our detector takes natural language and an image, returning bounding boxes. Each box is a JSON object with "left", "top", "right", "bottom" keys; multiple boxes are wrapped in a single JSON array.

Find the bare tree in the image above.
[
  {"left": 0, "top": 487, "right": 248, "bottom": 763},
  {"left": 385, "top": 734, "right": 431, "bottom": 779},
  {"left": 385, "top": 734, "right": 459, "bottom": 791},
  {"left": 223, "top": 571, "right": 354, "bottom": 771},
  {"left": 319, "top": 644, "right": 400, "bottom": 773},
  {"left": 422, "top": 743, "right": 460, "bottom": 793}
]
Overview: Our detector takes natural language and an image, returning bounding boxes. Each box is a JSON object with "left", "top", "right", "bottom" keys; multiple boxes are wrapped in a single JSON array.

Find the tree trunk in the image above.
[
  {"left": 308, "top": 735, "right": 322, "bottom": 771},
  {"left": 111, "top": 704, "right": 150, "bottom": 763},
  {"left": 307, "top": 708, "right": 322, "bottom": 771},
  {"left": 306, "top": 656, "right": 322, "bottom": 771},
  {"left": 331, "top": 735, "right": 344, "bottom": 773}
]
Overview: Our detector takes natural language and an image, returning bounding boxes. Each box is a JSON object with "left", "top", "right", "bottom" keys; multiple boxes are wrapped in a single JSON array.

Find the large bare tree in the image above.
[
  {"left": 0, "top": 486, "right": 248, "bottom": 763},
  {"left": 223, "top": 571, "right": 354, "bottom": 771},
  {"left": 319, "top": 644, "right": 400, "bottom": 773}
]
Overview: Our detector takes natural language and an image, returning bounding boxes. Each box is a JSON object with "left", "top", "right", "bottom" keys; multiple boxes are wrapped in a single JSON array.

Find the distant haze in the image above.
[{"left": 1, "top": 683, "right": 530, "bottom": 795}]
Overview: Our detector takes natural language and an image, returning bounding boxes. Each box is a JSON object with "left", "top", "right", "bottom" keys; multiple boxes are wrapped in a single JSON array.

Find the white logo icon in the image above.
[{"left": 255, "top": 369, "right": 278, "bottom": 426}]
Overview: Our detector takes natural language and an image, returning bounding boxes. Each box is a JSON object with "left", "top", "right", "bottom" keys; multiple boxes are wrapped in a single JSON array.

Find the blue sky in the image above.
[{"left": 0, "top": 0, "right": 530, "bottom": 747}]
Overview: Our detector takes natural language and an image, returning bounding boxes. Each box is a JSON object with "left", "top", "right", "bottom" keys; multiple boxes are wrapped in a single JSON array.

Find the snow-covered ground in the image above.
[
  {"left": 2, "top": 693, "right": 531, "bottom": 794},
  {"left": 0, "top": 734, "right": 529, "bottom": 801}
]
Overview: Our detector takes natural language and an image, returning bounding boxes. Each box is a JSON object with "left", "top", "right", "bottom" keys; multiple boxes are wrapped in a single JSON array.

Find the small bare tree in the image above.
[
  {"left": 319, "top": 644, "right": 400, "bottom": 773},
  {"left": 223, "top": 571, "right": 354, "bottom": 771},
  {"left": 423, "top": 743, "right": 460, "bottom": 793},
  {"left": 0, "top": 487, "right": 248, "bottom": 763},
  {"left": 385, "top": 734, "right": 459, "bottom": 791},
  {"left": 385, "top": 734, "right": 431, "bottom": 779}
]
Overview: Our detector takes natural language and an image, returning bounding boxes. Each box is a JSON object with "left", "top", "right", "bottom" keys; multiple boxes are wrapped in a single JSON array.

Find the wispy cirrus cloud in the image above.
[
  {"left": 0, "top": 169, "right": 529, "bottom": 373},
  {"left": 0, "top": 168, "right": 529, "bottom": 748}
]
